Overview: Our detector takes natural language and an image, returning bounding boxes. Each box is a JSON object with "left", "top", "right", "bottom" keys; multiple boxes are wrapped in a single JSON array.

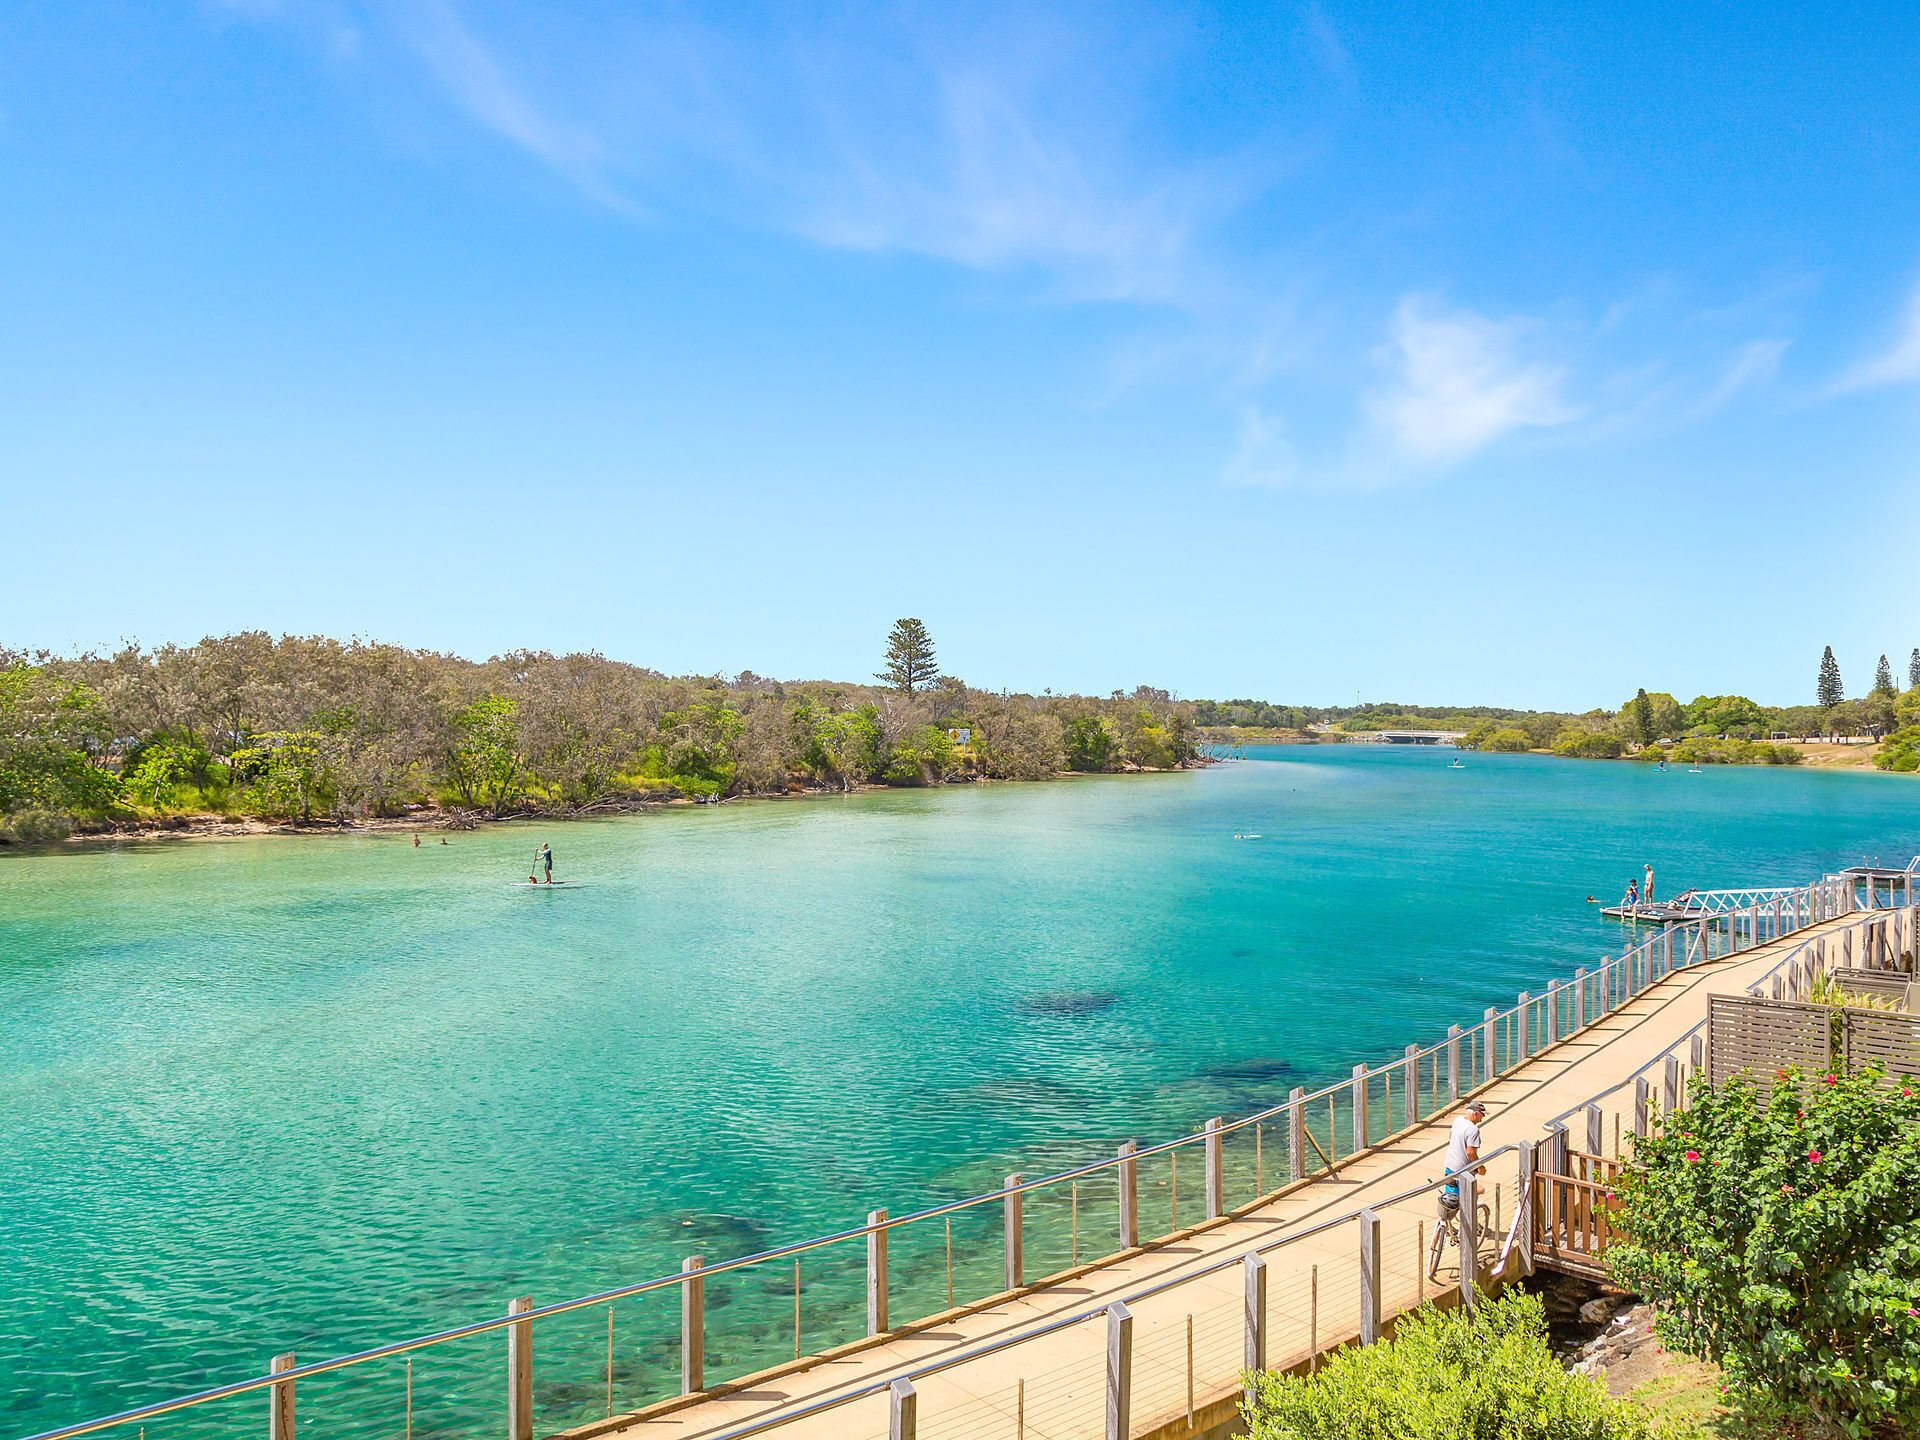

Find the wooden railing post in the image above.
[
  {"left": 1117, "top": 1141, "right": 1139, "bottom": 1248},
  {"left": 1585, "top": 1103, "right": 1603, "bottom": 1158},
  {"left": 1690, "top": 1033, "right": 1705, "bottom": 1076},
  {"left": 269, "top": 1352, "right": 296, "bottom": 1440},
  {"left": 1243, "top": 1252, "right": 1268, "bottom": 1387},
  {"left": 1662, "top": 928, "right": 1674, "bottom": 978},
  {"left": 1358, "top": 1208, "right": 1382, "bottom": 1344},
  {"left": 1482, "top": 1007, "right": 1497, "bottom": 1084},
  {"left": 1350, "top": 1067, "right": 1368, "bottom": 1153},
  {"left": 1634, "top": 1077, "right": 1650, "bottom": 1138},
  {"left": 1516, "top": 994, "right": 1531, "bottom": 1056},
  {"left": 1288, "top": 1088, "right": 1306, "bottom": 1181},
  {"left": 1662, "top": 1056, "right": 1680, "bottom": 1117},
  {"left": 1517, "top": 1141, "right": 1537, "bottom": 1276},
  {"left": 1204, "top": 1118, "right": 1224, "bottom": 1220},
  {"left": 1446, "top": 1027, "right": 1461, "bottom": 1102},
  {"left": 889, "top": 1378, "right": 917, "bottom": 1440},
  {"left": 1575, "top": 968, "right": 1588, "bottom": 1029},
  {"left": 1547, "top": 983, "right": 1561, "bottom": 1045},
  {"left": 1004, "top": 1175, "right": 1024, "bottom": 1289},
  {"left": 1457, "top": 1171, "right": 1479, "bottom": 1310},
  {"left": 1404, "top": 1046, "right": 1421, "bottom": 1121},
  {"left": 867, "top": 1209, "right": 889, "bottom": 1335},
  {"left": 680, "top": 1262, "right": 704, "bottom": 1395},
  {"left": 1105, "top": 1302, "right": 1133, "bottom": 1440},
  {"left": 507, "top": 1298, "right": 533, "bottom": 1440}
]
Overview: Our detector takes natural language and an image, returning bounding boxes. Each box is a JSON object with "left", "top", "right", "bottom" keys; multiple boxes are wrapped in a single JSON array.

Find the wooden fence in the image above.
[{"left": 1708, "top": 993, "right": 1920, "bottom": 1096}]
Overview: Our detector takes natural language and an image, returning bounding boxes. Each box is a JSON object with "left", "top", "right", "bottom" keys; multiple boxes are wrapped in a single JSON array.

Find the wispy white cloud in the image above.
[
  {"left": 1221, "top": 405, "right": 1301, "bottom": 489},
  {"left": 396, "top": 0, "right": 643, "bottom": 216},
  {"left": 790, "top": 68, "right": 1214, "bottom": 304},
  {"left": 1690, "top": 337, "right": 1787, "bottom": 417},
  {"left": 222, "top": 2, "right": 1243, "bottom": 304},
  {"left": 1363, "top": 297, "right": 1581, "bottom": 462},
  {"left": 1832, "top": 286, "right": 1920, "bottom": 392}
]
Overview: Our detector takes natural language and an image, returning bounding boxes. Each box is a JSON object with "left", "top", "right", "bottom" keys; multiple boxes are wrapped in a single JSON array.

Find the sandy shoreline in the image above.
[{"left": 39, "top": 766, "right": 1201, "bottom": 849}]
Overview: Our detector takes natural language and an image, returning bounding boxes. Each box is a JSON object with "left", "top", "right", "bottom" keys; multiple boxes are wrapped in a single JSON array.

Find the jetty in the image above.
[{"left": 21, "top": 869, "right": 1919, "bottom": 1440}]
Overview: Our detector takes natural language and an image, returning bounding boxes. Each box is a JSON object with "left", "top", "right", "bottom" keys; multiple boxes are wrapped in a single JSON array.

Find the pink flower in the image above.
[
  {"left": 1904, "top": 1088, "right": 1913, "bottom": 1098},
  {"left": 1684, "top": 1150, "right": 1701, "bottom": 1163},
  {"left": 1808, "top": 1149, "right": 1823, "bottom": 1163},
  {"left": 1910, "top": 1308, "right": 1918, "bottom": 1318},
  {"left": 1824, "top": 1074, "right": 1837, "bottom": 1085}
]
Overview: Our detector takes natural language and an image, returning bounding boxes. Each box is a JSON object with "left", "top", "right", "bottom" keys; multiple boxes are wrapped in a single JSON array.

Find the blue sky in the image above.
[{"left": 2, "top": 2, "right": 1917, "bottom": 709}]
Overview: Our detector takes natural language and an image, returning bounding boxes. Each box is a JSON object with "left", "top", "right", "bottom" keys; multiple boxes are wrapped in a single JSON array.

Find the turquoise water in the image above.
[{"left": 5, "top": 747, "right": 1919, "bottom": 1439}]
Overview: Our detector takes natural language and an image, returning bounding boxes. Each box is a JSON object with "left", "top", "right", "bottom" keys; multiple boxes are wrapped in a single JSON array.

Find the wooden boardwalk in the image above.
[{"left": 572, "top": 916, "right": 1852, "bottom": 1440}]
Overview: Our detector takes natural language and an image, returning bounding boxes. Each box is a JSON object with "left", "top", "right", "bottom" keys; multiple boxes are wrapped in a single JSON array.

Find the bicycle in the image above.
[{"left": 1427, "top": 1186, "right": 1492, "bottom": 1282}]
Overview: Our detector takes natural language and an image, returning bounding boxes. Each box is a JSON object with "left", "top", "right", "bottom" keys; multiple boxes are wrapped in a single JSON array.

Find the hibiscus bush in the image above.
[{"left": 1609, "top": 1066, "right": 1920, "bottom": 1437}]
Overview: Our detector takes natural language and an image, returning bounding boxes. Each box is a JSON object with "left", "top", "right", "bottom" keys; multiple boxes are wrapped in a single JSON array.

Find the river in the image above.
[{"left": 4, "top": 746, "right": 1917, "bottom": 1438}]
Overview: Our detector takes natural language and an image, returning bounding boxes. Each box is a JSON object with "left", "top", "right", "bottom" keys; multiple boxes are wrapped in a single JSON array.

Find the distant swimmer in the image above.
[
  {"left": 440, "top": 836, "right": 449, "bottom": 845},
  {"left": 413, "top": 833, "right": 421, "bottom": 848}
]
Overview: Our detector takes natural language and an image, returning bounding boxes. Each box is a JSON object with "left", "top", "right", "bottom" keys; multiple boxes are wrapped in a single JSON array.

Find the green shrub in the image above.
[
  {"left": 883, "top": 724, "right": 958, "bottom": 785},
  {"left": 1877, "top": 727, "right": 1920, "bottom": 773},
  {"left": 1063, "top": 715, "right": 1114, "bottom": 771},
  {"left": 1243, "top": 1289, "right": 1690, "bottom": 1439},
  {"left": 1, "top": 807, "right": 75, "bottom": 844},
  {"left": 1609, "top": 1067, "right": 1920, "bottom": 1437},
  {"left": 1554, "top": 727, "right": 1626, "bottom": 759},
  {"left": 1481, "top": 726, "right": 1533, "bottom": 751}
]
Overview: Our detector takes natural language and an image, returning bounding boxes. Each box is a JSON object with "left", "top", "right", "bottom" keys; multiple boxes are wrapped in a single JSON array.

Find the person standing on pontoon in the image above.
[{"left": 1644, "top": 863, "right": 1656, "bottom": 905}]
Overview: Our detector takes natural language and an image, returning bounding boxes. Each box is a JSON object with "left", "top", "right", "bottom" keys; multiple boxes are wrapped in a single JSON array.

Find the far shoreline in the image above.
[
  {"left": 21, "top": 764, "right": 1205, "bottom": 853},
  {"left": 1204, "top": 729, "right": 1904, "bottom": 774}
]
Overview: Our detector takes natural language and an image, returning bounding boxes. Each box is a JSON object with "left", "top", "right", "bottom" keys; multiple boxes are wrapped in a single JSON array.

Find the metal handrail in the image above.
[
  {"left": 1539, "top": 902, "right": 1909, "bottom": 1130},
  {"left": 691, "top": 1144, "right": 1522, "bottom": 1440},
  {"left": 15, "top": 870, "right": 1870, "bottom": 1440}
]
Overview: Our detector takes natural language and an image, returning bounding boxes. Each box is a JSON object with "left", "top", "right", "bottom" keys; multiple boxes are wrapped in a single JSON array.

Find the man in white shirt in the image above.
[
  {"left": 1430, "top": 1100, "right": 1489, "bottom": 1279},
  {"left": 1439, "top": 1100, "right": 1487, "bottom": 1214}
]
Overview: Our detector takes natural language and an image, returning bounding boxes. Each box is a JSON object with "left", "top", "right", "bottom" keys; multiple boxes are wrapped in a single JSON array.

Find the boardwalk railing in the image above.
[
  {"left": 1536, "top": 905, "right": 1917, "bottom": 1162},
  {"left": 17, "top": 868, "right": 1899, "bottom": 1440}
]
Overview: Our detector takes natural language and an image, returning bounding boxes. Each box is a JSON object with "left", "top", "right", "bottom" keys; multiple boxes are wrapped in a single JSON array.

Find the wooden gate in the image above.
[{"left": 1532, "top": 1151, "right": 1622, "bottom": 1279}]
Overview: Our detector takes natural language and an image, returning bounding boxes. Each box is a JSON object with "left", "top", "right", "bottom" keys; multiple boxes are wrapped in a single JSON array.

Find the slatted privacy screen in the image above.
[
  {"left": 1829, "top": 967, "right": 1914, "bottom": 1009},
  {"left": 1707, "top": 995, "right": 1832, "bottom": 1095},
  {"left": 1841, "top": 1009, "right": 1920, "bottom": 1082}
]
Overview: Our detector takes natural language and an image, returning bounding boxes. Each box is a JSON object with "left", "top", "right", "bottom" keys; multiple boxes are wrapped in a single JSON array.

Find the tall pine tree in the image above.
[
  {"left": 878, "top": 618, "right": 939, "bottom": 693},
  {"left": 1910, "top": 648, "right": 1919, "bottom": 691},
  {"left": 1874, "top": 654, "right": 1896, "bottom": 696},
  {"left": 1817, "top": 646, "right": 1844, "bottom": 708},
  {"left": 1631, "top": 687, "right": 1655, "bottom": 746}
]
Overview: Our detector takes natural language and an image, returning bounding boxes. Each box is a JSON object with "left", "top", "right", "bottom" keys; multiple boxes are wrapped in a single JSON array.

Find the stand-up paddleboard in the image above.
[{"left": 511, "top": 880, "right": 581, "bottom": 888}]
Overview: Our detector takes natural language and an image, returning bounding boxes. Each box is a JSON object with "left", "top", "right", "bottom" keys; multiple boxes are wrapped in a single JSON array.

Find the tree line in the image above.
[
  {"left": 0, "top": 620, "right": 1200, "bottom": 841},
  {"left": 1202, "top": 645, "right": 1920, "bottom": 770}
]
